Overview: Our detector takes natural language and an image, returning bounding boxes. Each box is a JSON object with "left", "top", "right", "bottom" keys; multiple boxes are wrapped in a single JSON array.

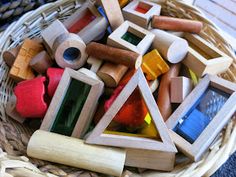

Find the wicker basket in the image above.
[{"left": 0, "top": 0, "right": 235, "bottom": 176}]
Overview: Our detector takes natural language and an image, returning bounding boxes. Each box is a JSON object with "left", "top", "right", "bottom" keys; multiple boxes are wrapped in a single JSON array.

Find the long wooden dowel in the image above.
[
  {"left": 157, "top": 63, "right": 181, "bottom": 121},
  {"left": 27, "top": 130, "right": 126, "bottom": 177}
]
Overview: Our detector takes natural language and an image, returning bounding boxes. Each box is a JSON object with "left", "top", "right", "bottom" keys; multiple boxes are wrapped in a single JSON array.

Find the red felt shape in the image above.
[
  {"left": 14, "top": 76, "right": 47, "bottom": 118},
  {"left": 47, "top": 68, "right": 64, "bottom": 98}
]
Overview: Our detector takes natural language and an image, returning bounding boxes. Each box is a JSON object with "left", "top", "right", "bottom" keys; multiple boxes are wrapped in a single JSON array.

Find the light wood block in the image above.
[
  {"left": 125, "top": 148, "right": 175, "bottom": 171},
  {"left": 122, "top": 0, "right": 161, "bottom": 28},
  {"left": 41, "top": 20, "right": 68, "bottom": 52},
  {"left": 182, "top": 33, "right": 233, "bottom": 77},
  {"left": 63, "top": 2, "right": 107, "bottom": 44},
  {"left": 9, "top": 39, "right": 44, "bottom": 82},
  {"left": 86, "top": 68, "right": 177, "bottom": 153},
  {"left": 151, "top": 29, "right": 189, "bottom": 63},
  {"left": 87, "top": 56, "right": 103, "bottom": 73},
  {"left": 108, "top": 21, "right": 155, "bottom": 55},
  {"left": 27, "top": 130, "right": 125, "bottom": 176},
  {"left": 40, "top": 68, "right": 104, "bottom": 138},
  {"left": 166, "top": 74, "right": 236, "bottom": 161},
  {"left": 100, "top": 0, "right": 124, "bottom": 30},
  {"left": 170, "top": 76, "right": 193, "bottom": 103}
]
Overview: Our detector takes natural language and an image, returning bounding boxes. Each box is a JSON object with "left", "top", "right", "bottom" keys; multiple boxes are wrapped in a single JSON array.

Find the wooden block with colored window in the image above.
[
  {"left": 142, "top": 49, "right": 169, "bottom": 80},
  {"left": 64, "top": 2, "right": 107, "bottom": 44},
  {"left": 122, "top": 0, "right": 161, "bottom": 28},
  {"left": 40, "top": 68, "right": 104, "bottom": 138},
  {"left": 9, "top": 39, "right": 44, "bottom": 82},
  {"left": 107, "top": 21, "right": 155, "bottom": 55}
]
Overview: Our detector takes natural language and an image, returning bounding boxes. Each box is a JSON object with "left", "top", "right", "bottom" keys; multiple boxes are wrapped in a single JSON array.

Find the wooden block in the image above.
[
  {"left": 41, "top": 20, "right": 69, "bottom": 52},
  {"left": 40, "top": 68, "right": 104, "bottom": 138},
  {"left": 151, "top": 29, "right": 189, "bottom": 63},
  {"left": 122, "top": 0, "right": 161, "bottom": 28},
  {"left": 5, "top": 94, "right": 25, "bottom": 123},
  {"left": 182, "top": 33, "right": 233, "bottom": 77},
  {"left": 157, "top": 64, "right": 181, "bottom": 121},
  {"left": 86, "top": 42, "right": 142, "bottom": 69},
  {"left": 86, "top": 68, "right": 177, "bottom": 153},
  {"left": 27, "top": 130, "right": 126, "bottom": 176},
  {"left": 9, "top": 39, "right": 44, "bottom": 82},
  {"left": 142, "top": 49, "right": 169, "bottom": 80},
  {"left": 166, "top": 74, "right": 236, "bottom": 161},
  {"left": 100, "top": 0, "right": 124, "bottom": 30},
  {"left": 98, "top": 62, "right": 128, "bottom": 87},
  {"left": 63, "top": 2, "right": 107, "bottom": 44},
  {"left": 87, "top": 56, "right": 103, "bottom": 73},
  {"left": 108, "top": 21, "right": 155, "bottom": 55},
  {"left": 125, "top": 148, "right": 175, "bottom": 171},
  {"left": 14, "top": 76, "right": 47, "bottom": 118},
  {"left": 119, "top": 0, "right": 129, "bottom": 8},
  {"left": 170, "top": 76, "right": 193, "bottom": 103},
  {"left": 52, "top": 33, "right": 87, "bottom": 69},
  {"left": 152, "top": 16, "right": 203, "bottom": 34},
  {"left": 2, "top": 45, "right": 21, "bottom": 67},
  {"left": 29, "top": 51, "right": 53, "bottom": 74}
]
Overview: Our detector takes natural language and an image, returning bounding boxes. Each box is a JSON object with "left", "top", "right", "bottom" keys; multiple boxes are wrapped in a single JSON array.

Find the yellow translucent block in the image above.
[
  {"left": 141, "top": 49, "right": 169, "bottom": 80},
  {"left": 119, "top": 0, "right": 129, "bottom": 8},
  {"left": 144, "top": 113, "right": 151, "bottom": 124},
  {"left": 104, "top": 130, "right": 157, "bottom": 139},
  {"left": 141, "top": 122, "right": 159, "bottom": 137},
  {"left": 189, "top": 69, "right": 199, "bottom": 86}
]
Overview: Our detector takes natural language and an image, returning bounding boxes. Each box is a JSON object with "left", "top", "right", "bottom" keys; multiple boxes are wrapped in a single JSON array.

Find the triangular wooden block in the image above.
[{"left": 86, "top": 68, "right": 177, "bottom": 152}]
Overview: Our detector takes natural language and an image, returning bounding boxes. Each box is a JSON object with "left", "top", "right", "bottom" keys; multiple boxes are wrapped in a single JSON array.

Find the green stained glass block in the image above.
[
  {"left": 121, "top": 31, "right": 142, "bottom": 46},
  {"left": 50, "top": 79, "right": 91, "bottom": 136}
]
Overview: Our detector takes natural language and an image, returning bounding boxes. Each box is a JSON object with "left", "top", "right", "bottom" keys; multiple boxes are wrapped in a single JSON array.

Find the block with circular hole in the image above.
[
  {"left": 142, "top": 49, "right": 170, "bottom": 80},
  {"left": 47, "top": 68, "right": 64, "bottom": 98},
  {"left": 107, "top": 21, "right": 155, "bottom": 55},
  {"left": 14, "top": 76, "right": 47, "bottom": 118},
  {"left": 122, "top": 0, "right": 161, "bottom": 28}
]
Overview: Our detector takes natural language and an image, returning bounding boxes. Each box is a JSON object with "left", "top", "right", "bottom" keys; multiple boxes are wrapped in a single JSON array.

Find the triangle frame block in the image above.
[{"left": 86, "top": 68, "right": 177, "bottom": 152}]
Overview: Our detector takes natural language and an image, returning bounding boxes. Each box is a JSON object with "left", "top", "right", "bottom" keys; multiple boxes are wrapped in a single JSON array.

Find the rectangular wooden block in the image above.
[
  {"left": 125, "top": 148, "right": 175, "bottom": 171},
  {"left": 107, "top": 21, "right": 155, "bottom": 55},
  {"left": 41, "top": 20, "right": 68, "bottom": 51},
  {"left": 100, "top": 0, "right": 124, "bottom": 30},
  {"left": 63, "top": 2, "right": 107, "bottom": 44},
  {"left": 122, "top": 0, "right": 161, "bottom": 28},
  {"left": 170, "top": 76, "right": 193, "bottom": 103},
  {"left": 40, "top": 68, "right": 104, "bottom": 138},
  {"left": 166, "top": 74, "right": 236, "bottom": 161},
  {"left": 182, "top": 33, "right": 233, "bottom": 77},
  {"left": 9, "top": 39, "right": 44, "bottom": 82}
]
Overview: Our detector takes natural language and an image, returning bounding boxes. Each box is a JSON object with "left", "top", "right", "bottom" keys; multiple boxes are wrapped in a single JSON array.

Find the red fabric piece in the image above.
[{"left": 14, "top": 76, "right": 47, "bottom": 118}]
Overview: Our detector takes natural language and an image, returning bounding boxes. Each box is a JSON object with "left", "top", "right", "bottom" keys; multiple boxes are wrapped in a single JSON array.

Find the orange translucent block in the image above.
[
  {"left": 142, "top": 49, "right": 170, "bottom": 80},
  {"left": 118, "top": 0, "right": 129, "bottom": 8}
]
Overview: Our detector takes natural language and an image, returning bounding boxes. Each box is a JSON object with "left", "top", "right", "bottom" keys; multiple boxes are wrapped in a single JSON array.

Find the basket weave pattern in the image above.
[{"left": 0, "top": 0, "right": 235, "bottom": 176}]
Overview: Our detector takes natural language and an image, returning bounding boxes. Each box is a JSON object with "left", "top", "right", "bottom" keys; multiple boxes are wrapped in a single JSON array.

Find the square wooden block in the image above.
[
  {"left": 170, "top": 76, "right": 193, "bottom": 103},
  {"left": 122, "top": 0, "right": 161, "bottom": 28},
  {"left": 182, "top": 33, "right": 233, "bottom": 77},
  {"left": 40, "top": 68, "right": 104, "bottom": 138},
  {"left": 63, "top": 2, "right": 107, "bottom": 44},
  {"left": 166, "top": 74, "right": 236, "bottom": 161},
  {"left": 107, "top": 21, "right": 155, "bottom": 55}
]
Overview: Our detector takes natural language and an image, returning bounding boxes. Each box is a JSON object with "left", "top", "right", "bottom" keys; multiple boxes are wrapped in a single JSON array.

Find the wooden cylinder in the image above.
[
  {"left": 97, "top": 62, "right": 128, "bottom": 87},
  {"left": 157, "top": 63, "right": 181, "bottom": 121},
  {"left": 2, "top": 46, "right": 21, "bottom": 67},
  {"left": 86, "top": 42, "right": 142, "bottom": 69},
  {"left": 30, "top": 51, "right": 53, "bottom": 74},
  {"left": 151, "top": 29, "right": 188, "bottom": 63},
  {"left": 27, "top": 130, "right": 126, "bottom": 177},
  {"left": 53, "top": 33, "right": 88, "bottom": 69},
  {"left": 152, "top": 16, "right": 203, "bottom": 34}
]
